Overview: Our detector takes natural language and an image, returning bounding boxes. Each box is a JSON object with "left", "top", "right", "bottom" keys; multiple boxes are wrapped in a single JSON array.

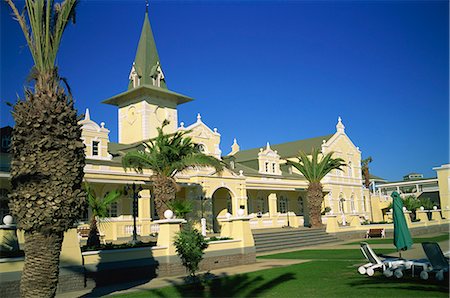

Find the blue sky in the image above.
[{"left": 1, "top": 0, "right": 448, "bottom": 181}]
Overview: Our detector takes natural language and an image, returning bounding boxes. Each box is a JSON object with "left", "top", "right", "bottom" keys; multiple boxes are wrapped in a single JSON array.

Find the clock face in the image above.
[
  {"left": 127, "top": 106, "right": 137, "bottom": 125},
  {"left": 155, "top": 107, "right": 167, "bottom": 123}
]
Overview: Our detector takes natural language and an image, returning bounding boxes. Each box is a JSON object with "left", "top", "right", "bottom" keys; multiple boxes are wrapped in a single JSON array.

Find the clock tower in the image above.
[{"left": 103, "top": 8, "right": 192, "bottom": 144}]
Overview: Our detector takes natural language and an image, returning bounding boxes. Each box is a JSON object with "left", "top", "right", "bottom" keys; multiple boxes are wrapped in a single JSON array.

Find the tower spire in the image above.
[{"left": 128, "top": 4, "right": 167, "bottom": 90}]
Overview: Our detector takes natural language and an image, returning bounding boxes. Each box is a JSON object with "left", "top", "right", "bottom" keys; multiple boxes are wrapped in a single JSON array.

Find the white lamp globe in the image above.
[
  {"left": 3, "top": 215, "right": 13, "bottom": 225},
  {"left": 225, "top": 212, "right": 232, "bottom": 219},
  {"left": 402, "top": 206, "right": 407, "bottom": 212},
  {"left": 164, "top": 209, "right": 174, "bottom": 219},
  {"left": 420, "top": 206, "right": 424, "bottom": 211},
  {"left": 237, "top": 208, "right": 245, "bottom": 217},
  {"left": 389, "top": 208, "right": 393, "bottom": 213},
  {"left": 433, "top": 206, "right": 438, "bottom": 210}
]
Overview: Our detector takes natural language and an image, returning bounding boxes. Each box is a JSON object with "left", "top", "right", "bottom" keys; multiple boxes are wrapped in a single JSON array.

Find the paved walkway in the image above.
[{"left": 57, "top": 233, "right": 448, "bottom": 297}]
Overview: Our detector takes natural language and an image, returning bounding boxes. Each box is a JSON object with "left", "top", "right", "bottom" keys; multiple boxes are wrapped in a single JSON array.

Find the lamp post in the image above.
[{"left": 125, "top": 183, "right": 143, "bottom": 244}]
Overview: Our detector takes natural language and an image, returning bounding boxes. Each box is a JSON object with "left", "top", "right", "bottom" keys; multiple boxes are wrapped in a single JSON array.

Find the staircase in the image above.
[{"left": 252, "top": 227, "right": 341, "bottom": 254}]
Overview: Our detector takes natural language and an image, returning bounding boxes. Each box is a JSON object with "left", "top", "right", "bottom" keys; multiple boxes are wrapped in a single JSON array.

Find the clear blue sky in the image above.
[{"left": 1, "top": 0, "right": 448, "bottom": 181}]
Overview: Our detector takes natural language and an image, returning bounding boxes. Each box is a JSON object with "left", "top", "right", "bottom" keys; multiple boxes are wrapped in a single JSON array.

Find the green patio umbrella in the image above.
[{"left": 392, "top": 191, "right": 413, "bottom": 257}]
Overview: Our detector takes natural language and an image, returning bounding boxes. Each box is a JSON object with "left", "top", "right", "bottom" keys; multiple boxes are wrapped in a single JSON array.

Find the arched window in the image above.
[
  {"left": 272, "top": 163, "right": 276, "bottom": 173},
  {"left": 348, "top": 161, "right": 353, "bottom": 177},
  {"left": 265, "top": 162, "right": 269, "bottom": 172},
  {"left": 350, "top": 195, "right": 355, "bottom": 213},
  {"left": 338, "top": 194, "right": 345, "bottom": 213}
]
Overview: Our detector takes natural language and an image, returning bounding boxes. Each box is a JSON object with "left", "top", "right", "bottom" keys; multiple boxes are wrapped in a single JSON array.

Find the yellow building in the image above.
[{"left": 65, "top": 10, "right": 370, "bottom": 240}]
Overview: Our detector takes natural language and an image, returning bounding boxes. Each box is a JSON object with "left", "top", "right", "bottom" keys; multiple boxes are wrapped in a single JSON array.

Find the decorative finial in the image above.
[
  {"left": 266, "top": 142, "right": 271, "bottom": 150},
  {"left": 214, "top": 128, "right": 218, "bottom": 133},
  {"left": 100, "top": 122, "right": 105, "bottom": 128},
  {"left": 336, "top": 116, "right": 345, "bottom": 133},
  {"left": 233, "top": 138, "right": 237, "bottom": 145},
  {"left": 197, "top": 113, "right": 202, "bottom": 122},
  {"left": 85, "top": 108, "right": 90, "bottom": 120},
  {"left": 180, "top": 122, "right": 185, "bottom": 128},
  {"left": 146, "top": 0, "right": 149, "bottom": 13}
]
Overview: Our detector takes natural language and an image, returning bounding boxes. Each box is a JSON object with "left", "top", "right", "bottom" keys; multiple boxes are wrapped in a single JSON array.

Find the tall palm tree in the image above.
[
  {"left": 287, "top": 149, "right": 345, "bottom": 228},
  {"left": 361, "top": 156, "right": 373, "bottom": 189},
  {"left": 85, "top": 183, "right": 121, "bottom": 248},
  {"left": 6, "top": 1, "right": 85, "bottom": 297},
  {"left": 122, "top": 120, "right": 224, "bottom": 219}
]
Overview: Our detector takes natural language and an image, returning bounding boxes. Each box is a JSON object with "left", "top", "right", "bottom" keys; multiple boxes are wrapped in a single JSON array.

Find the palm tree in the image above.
[
  {"left": 287, "top": 149, "right": 345, "bottom": 228},
  {"left": 5, "top": 1, "right": 84, "bottom": 297},
  {"left": 361, "top": 156, "right": 373, "bottom": 189},
  {"left": 85, "top": 184, "right": 121, "bottom": 248},
  {"left": 122, "top": 120, "right": 224, "bottom": 219}
]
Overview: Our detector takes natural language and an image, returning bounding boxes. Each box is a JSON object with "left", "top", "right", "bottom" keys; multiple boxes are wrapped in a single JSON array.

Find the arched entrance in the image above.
[{"left": 212, "top": 187, "right": 233, "bottom": 233}]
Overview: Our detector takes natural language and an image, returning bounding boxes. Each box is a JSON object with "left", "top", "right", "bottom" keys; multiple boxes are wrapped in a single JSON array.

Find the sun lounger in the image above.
[
  {"left": 419, "top": 242, "right": 449, "bottom": 281},
  {"left": 358, "top": 242, "right": 413, "bottom": 278}
]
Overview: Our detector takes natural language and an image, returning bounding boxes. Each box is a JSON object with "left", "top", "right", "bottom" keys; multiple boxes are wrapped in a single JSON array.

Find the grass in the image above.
[
  {"left": 112, "top": 247, "right": 448, "bottom": 297},
  {"left": 344, "top": 234, "right": 449, "bottom": 245}
]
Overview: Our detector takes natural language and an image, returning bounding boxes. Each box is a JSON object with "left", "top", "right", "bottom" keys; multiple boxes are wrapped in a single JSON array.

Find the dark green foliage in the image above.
[
  {"left": 81, "top": 240, "right": 156, "bottom": 252},
  {"left": 174, "top": 223, "right": 208, "bottom": 278},
  {"left": 85, "top": 183, "right": 122, "bottom": 248},
  {"left": 206, "top": 236, "right": 232, "bottom": 242}
]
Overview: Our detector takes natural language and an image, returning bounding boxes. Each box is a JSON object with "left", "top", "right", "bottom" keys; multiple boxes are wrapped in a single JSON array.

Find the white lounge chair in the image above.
[{"left": 358, "top": 242, "right": 413, "bottom": 278}]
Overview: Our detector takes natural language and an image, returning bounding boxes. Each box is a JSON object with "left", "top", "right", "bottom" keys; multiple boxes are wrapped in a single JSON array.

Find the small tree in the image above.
[
  {"left": 85, "top": 183, "right": 122, "bottom": 248},
  {"left": 174, "top": 223, "right": 208, "bottom": 279}
]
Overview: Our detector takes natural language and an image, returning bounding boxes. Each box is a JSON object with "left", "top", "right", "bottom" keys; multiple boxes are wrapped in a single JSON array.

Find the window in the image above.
[
  {"left": 230, "top": 160, "right": 235, "bottom": 169},
  {"left": 272, "top": 163, "right": 276, "bottom": 173},
  {"left": 265, "top": 162, "right": 269, "bottom": 172},
  {"left": 297, "top": 196, "right": 304, "bottom": 215},
  {"left": 350, "top": 195, "right": 355, "bottom": 212},
  {"left": 278, "top": 196, "right": 288, "bottom": 213},
  {"left": 92, "top": 141, "right": 99, "bottom": 156},
  {"left": 348, "top": 161, "right": 353, "bottom": 177},
  {"left": 108, "top": 202, "right": 118, "bottom": 217}
]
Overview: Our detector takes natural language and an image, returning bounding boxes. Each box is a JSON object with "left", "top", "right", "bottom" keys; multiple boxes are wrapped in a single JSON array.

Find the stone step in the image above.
[{"left": 252, "top": 228, "right": 341, "bottom": 253}]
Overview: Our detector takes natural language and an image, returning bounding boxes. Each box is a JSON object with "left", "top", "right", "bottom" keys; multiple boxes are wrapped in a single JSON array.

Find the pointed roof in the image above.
[{"left": 128, "top": 11, "right": 167, "bottom": 90}]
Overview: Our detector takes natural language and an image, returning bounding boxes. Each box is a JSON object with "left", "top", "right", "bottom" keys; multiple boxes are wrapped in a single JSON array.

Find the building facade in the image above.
[{"left": 1, "top": 9, "right": 376, "bottom": 240}]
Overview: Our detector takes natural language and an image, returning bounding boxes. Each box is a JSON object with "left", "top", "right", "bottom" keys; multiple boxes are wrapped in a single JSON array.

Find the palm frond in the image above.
[{"left": 287, "top": 148, "right": 346, "bottom": 183}]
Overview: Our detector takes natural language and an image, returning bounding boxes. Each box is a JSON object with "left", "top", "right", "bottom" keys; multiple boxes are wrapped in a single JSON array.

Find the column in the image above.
[{"left": 268, "top": 193, "right": 278, "bottom": 217}]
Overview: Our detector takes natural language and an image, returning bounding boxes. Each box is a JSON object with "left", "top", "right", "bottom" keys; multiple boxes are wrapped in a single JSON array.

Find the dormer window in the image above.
[
  {"left": 258, "top": 142, "right": 281, "bottom": 175},
  {"left": 230, "top": 160, "right": 235, "bottom": 169},
  {"left": 92, "top": 141, "right": 99, "bottom": 156}
]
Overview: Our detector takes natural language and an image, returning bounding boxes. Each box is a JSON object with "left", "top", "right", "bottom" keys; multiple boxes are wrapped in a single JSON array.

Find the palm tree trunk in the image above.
[
  {"left": 307, "top": 182, "right": 324, "bottom": 228},
  {"left": 21, "top": 231, "right": 64, "bottom": 297},
  {"left": 152, "top": 175, "right": 177, "bottom": 219},
  {"left": 87, "top": 217, "right": 100, "bottom": 248}
]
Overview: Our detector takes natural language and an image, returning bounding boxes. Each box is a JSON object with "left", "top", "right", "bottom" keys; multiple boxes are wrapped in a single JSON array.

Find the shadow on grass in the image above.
[
  {"left": 348, "top": 273, "right": 449, "bottom": 294},
  {"left": 149, "top": 272, "right": 296, "bottom": 298}
]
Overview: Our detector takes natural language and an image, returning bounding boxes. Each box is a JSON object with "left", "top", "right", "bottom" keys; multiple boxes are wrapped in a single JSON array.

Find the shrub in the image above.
[
  {"left": 167, "top": 199, "right": 193, "bottom": 219},
  {"left": 174, "top": 223, "right": 208, "bottom": 278}
]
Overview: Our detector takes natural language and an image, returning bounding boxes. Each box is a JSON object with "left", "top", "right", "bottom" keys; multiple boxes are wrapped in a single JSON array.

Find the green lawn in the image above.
[
  {"left": 112, "top": 248, "right": 448, "bottom": 297},
  {"left": 344, "top": 234, "right": 449, "bottom": 245}
]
